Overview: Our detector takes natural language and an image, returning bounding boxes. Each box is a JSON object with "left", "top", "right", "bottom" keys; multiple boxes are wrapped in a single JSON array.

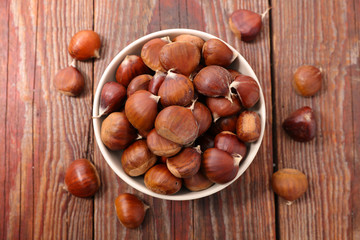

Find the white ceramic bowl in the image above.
[{"left": 93, "top": 29, "right": 266, "bottom": 201}]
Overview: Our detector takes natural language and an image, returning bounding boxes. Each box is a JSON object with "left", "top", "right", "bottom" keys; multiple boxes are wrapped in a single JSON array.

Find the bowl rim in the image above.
[{"left": 93, "top": 28, "right": 266, "bottom": 201}]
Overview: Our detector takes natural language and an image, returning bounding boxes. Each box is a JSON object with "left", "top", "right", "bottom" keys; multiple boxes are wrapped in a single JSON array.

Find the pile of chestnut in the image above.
[{"left": 99, "top": 35, "right": 262, "bottom": 195}]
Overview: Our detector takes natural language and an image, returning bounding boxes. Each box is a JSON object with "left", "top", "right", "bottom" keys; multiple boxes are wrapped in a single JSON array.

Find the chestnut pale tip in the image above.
[
  {"left": 194, "top": 145, "right": 202, "bottom": 154},
  {"left": 161, "top": 36, "right": 171, "bottom": 43},
  {"left": 261, "top": 7, "right": 272, "bottom": 20}
]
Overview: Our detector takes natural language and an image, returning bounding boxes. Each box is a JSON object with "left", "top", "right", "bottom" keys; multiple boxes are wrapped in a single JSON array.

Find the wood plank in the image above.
[
  {"left": 93, "top": 1, "right": 173, "bottom": 239},
  {"left": 350, "top": 0, "right": 360, "bottom": 238},
  {"left": 271, "top": 0, "right": 357, "bottom": 239},
  {"left": 3, "top": 0, "right": 38, "bottom": 239},
  {"left": 193, "top": 0, "right": 276, "bottom": 239},
  {"left": 0, "top": 0, "right": 9, "bottom": 239},
  {"left": 32, "top": 1, "right": 94, "bottom": 239}
]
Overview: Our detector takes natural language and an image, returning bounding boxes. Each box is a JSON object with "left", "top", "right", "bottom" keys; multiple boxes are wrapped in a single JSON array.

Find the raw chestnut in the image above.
[
  {"left": 141, "top": 37, "right": 170, "bottom": 71},
  {"left": 98, "top": 82, "right": 126, "bottom": 117},
  {"left": 125, "top": 90, "right": 160, "bottom": 132},
  {"left": 127, "top": 74, "right": 152, "bottom": 97},
  {"left": 202, "top": 148, "right": 241, "bottom": 184},
  {"left": 155, "top": 106, "right": 199, "bottom": 145},
  {"left": 116, "top": 55, "right": 151, "bottom": 87},
  {"left": 158, "top": 71, "right": 194, "bottom": 107},
  {"left": 228, "top": 69, "right": 242, "bottom": 80},
  {"left": 64, "top": 159, "right": 100, "bottom": 198},
  {"left": 101, "top": 112, "right": 137, "bottom": 150},
  {"left": 206, "top": 95, "right": 242, "bottom": 121},
  {"left": 144, "top": 164, "right": 182, "bottom": 195},
  {"left": 159, "top": 41, "right": 201, "bottom": 76},
  {"left": 115, "top": 193, "right": 149, "bottom": 229},
  {"left": 282, "top": 106, "right": 316, "bottom": 142},
  {"left": 193, "top": 65, "right": 233, "bottom": 100},
  {"left": 68, "top": 30, "right": 101, "bottom": 60},
  {"left": 210, "top": 115, "right": 238, "bottom": 136},
  {"left": 191, "top": 101, "right": 212, "bottom": 136},
  {"left": 121, "top": 140, "right": 157, "bottom": 176},
  {"left": 214, "top": 131, "right": 247, "bottom": 157},
  {"left": 202, "top": 39, "right": 236, "bottom": 67},
  {"left": 293, "top": 65, "right": 322, "bottom": 97},
  {"left": 236, "top": 110, "right": 261, "bottom": 142},
  {"left": 271, "top": 168, "right": 308, "bottom": 204},
  {"left": 229, "top": 9, "right": 268, "bottom": 42},
  {"left": 173, "top": 34, "right": 205, "bottom": 52},
  {"left": 183, "top": 171, "right": 213, "bottom": 191},
  {"left": 146, "top": 129, "right": 182, "bottom": 157},
  {"left": 148, "top": 71, "right": 166, "bottom": 95},
  {"left": 230, "top": 75, "right": 260, "bottom": 108},
  {"left": 54, "top": 65, "right": 85, "bottom": 97},
  {"left": 195, "top": 133, "right": 215, "bottom": 152},
  {"left": 166, "top": 146, "right": 202, "bottom": 178}
]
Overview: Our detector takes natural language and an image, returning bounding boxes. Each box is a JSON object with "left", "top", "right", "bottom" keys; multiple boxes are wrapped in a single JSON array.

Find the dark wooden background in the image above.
[{"left": 0, "top": 0, "right": 359, "bottom": 239}]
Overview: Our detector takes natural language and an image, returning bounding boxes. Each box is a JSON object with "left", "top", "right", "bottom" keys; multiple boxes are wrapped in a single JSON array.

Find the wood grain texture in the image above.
[
  {"left": 2, "top": 0, "right": 38, "bottom": 239},
  {"left": 272, "top": 0, "right": 358, "bottom": 239},
  {"left": 32, "top": 0, "right": 94, "bottom": 239},
  {"left": 0, "top": 0, "right": 9, "bottom": 239},
  {"left": 350, "top": 0, "right": 360, "bottom": 238},
  {"left": 192, "top": 1, "right": 276, "bottom": 239}
]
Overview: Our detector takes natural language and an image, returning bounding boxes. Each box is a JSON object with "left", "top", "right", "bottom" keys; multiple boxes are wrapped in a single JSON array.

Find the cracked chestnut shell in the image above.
[{"left": 282, "top": 106, "right": 316, "bottom": 142}]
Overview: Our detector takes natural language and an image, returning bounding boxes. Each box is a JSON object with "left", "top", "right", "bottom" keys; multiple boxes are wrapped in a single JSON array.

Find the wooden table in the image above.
[{"left": 1, "top": 0, "right": 359, "bottom": 239}]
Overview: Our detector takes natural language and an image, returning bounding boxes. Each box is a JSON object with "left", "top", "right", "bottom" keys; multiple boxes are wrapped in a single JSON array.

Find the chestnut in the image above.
[
  {"left": 282, "top": 106, "right": 316, "bottom": 142},
  {"left": 121, "top": 140, "right": 157, "bottom": 176},
  {"left": 293, "top": 65, "right": 322, "bottom": 97},
  {"left": 195, "top": 133, "right": 215, "bottom": 152},
  {"left": 210, "top": 115, "right": 238, "bottom": 136},
  {"left": 64, "top": 159, "right": 100, "bottom": 198},
  {"left": 230, "top": 74, "right": 260, "bottom": 108},
  {"left": 236, "top": 110, "right": 261, "bottom": 142},
  {"left": 116, "top": 55, "right": 151, "bottom": 87},
  {"left": 206, "top": 95, "right": 242, "bottom": 121},
  {"left": 54, "top": 65, "right": 85, "bottom": 97},
  {"left": 158, "top": 71, "right": 194, "bottom": 107},
  {"left": 173, "top": 34, "right": 205, "bottom": 52},
  {"left": 183, "top": 170, "right": 213, "bottom": 191},
  {"left": 202, "top": 39, "right": 236, "bottom": 67},
  {"left": 271, "top": 168, "right": 308, "bottom": 204},
  {"left": 98, "top": 81, "right": 126, "bottom": 117},
  {"left": 166, "top": 146, "right": 202, "bottom": 178},
  {"left": 127, "top": 74, "right": 152, "bottom": 97},
  {"left": 101, "top": 112, "right": 137, "bottom": 150},
  {"left": 141, "top": 37, "right": 170, "bottom": 71},
  {"left": 125, "top": 90, "right": 160, "bottom": 132},
  {"left": 193, "top": 65, "right": 233, "bottom": 100},
  {"left": 229, "top": 9, "right": 270, "bottom": 42},
  {"left": 115, "top": 193, "right": 149, "bottom": 229},
  {"left": 191, "top": 102, "right": 212, "bottom": 136},
  {"left": 159, "top": 41, "right": 201, "bottom": 76},
  {"left": 68, "top": 30, "right": 101, "bottom": 60},
  {"left": 214, "top": 131, "right": 247, "bottom": 158},
  {"left": 144, "top": 164, "right": 182, "bottom": 195},
  {"left": 202, "top": 148, "right": 241, "bottom": 184},
  {"left": 227, "top": 69, "right": 242, "bottom": 80},
  {"left": 155, "top": 106, "right": 199, "bottom": 145},
  {"left": 146, "top": 129, "right": 182, "bottom": 157},
  {"left": 148, "top": 71, "right": 166, "bottom": 95}
]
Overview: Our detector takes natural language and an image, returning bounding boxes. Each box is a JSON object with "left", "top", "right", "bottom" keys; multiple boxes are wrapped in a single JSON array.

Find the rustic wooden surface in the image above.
[{"left": 0, "top": 0, "right": 358, "bottom": 239}]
